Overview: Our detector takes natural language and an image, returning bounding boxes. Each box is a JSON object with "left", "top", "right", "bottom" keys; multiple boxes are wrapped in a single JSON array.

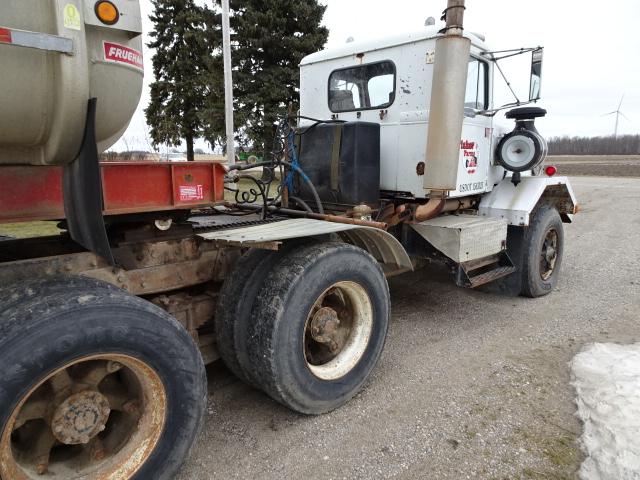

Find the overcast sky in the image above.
[{"left": 112, "top": 0, "right": 640, "bottom": 152}]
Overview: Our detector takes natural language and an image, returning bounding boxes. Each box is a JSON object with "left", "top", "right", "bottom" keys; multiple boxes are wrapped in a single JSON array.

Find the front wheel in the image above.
[
  {"left": 0, "top": 278, "right": 206, "bottom": 480},
  {"left": 521, "top": 205, "right": 565, "bottom": 297},
  {"left": 245, "top": 242, "right": 390, "bottom": 415}
]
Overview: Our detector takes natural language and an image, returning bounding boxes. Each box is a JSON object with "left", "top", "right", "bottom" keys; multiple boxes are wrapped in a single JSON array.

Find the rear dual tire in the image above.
[
  {"left": 216, "top": 242, "right": 390, "bottom": 414},
  {"left": 0, "top": 277, "right": 206, "bottom": 480}
]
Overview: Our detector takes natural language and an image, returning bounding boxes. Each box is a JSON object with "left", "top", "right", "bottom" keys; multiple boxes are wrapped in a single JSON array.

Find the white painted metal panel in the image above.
[
  {"left": 83, "top": 0, "right": 142, "bottom": 33},
  {"left": 300, "top": 27, "right": 488, "bottom": 66},
  {"left": 478, "top": 176, "right": 577, "bottom": 226},
  {"left": 299, "top": 29, "right": 497, "bottom": 199}
]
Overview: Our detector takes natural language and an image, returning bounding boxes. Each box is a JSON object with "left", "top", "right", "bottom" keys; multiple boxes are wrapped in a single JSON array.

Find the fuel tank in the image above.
[
  {"left": 0, "top": 0, "right": 143, "bottom": 166},
  {"left": 295, "top": 121, "right": 380, "bottom": 206}
]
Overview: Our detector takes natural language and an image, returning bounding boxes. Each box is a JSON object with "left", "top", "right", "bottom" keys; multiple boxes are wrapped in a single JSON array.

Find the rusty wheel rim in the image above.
[
  {"left": 540, "top": 228, "right": 559, "bottom": 281},
  {"left": 303, "top": 281, "right": 373, "bottom": 381},
  {"left": 0, "top": 354, "right": 167, "bottom": 480}
]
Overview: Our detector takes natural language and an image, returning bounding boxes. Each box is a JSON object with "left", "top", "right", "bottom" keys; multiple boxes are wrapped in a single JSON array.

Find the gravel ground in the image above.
[{"left": 177, "top": 176, "right": 639, "bottom": 480}]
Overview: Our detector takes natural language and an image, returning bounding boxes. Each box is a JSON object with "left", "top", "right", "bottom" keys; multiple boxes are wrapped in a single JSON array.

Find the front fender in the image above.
[{"left": 479, "top": 176, "right": 578, "bottom": 226}]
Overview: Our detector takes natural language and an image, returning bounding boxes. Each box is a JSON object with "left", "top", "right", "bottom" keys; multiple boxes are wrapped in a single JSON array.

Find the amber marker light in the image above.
[{"left": 95, "top": 1, "right": 119, "bottom": 25}]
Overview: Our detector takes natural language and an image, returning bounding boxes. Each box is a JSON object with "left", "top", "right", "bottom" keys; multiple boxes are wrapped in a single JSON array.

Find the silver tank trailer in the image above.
[{"left": 0, "top": 0, "right": 143, "bottom": 166}]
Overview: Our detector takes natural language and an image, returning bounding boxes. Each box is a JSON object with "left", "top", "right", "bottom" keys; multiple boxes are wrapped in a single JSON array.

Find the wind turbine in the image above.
[{"left": 603, "top": 95, "right": 630, "bottom": 138}]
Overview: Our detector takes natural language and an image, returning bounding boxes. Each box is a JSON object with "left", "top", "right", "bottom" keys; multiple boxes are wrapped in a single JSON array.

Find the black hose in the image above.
[
  {"left": 281, "top": 160, "right": 324, "bottom": 214},
  {"left": 289, "top": 196, "right": 313, "bottom": 213}
]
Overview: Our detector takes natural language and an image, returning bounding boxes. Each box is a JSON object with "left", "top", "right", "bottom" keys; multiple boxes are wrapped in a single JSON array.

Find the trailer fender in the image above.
[
  {"left": 198, "top": 218, "right": 413, "bottom": 276},
  {"left": 478, "top": 176, "right": 578, "bottom": 226}
]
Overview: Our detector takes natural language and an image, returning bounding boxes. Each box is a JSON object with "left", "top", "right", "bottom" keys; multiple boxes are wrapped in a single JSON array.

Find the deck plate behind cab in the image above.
[{"left": 197, "top": 218, "right": 414, "bottom": 275}]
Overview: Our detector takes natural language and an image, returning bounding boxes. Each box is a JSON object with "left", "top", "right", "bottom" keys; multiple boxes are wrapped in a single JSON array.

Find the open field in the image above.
[
  {"left": 545, "top": 155, "right": 640, "bottom": 178},
  {"left": 0, "top": 221, "right": 61, "bottom": 239},
  {"left": 178, "top": 176, "right": 640, "bottom": 480}
]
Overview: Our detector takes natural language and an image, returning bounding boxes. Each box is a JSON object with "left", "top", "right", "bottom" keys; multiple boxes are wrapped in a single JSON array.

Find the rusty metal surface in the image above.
[
  {"left": 51, "top": 390, "right": 111, "bottom": 445},
  {"left": 413, "top": 197, "right": 447, "bottom": 222},
  {"left": 275, "top": 208, "right": 388, "bottom": 230},
  {"left": 0, "top": 354, "right": 167, "bottom": 479},
  {"left": 150, "top": 292, "right": 217, "bottom": 339},
  {"left": 413, "top": 197, "right": 475, "bottom": 222},
  {"left": 303, "top": 281, "right": 374, "bottom": 381},
  {"left": 309, "top": 307, "right": 343, "bottom": 354},
  {"left": 0, "top": 230, "right": 238, "bottom": 369},
  {"left": 198, "top": 334, "right": 220, "bottom": 365},
  {"left": 85, "top": 250, "right": 223, "bottom": 295},
  {"left": 466, "top": 265, "right": 517, "bottom": 288},
  {"left": 113, "top": 237, "right": 210, "bottom": 269},
  {"left": 0, "top": 235, "right": 237, "bottom": 295},
  {"left": 442, "top": 0, "right": 466, "bottom": 32}
]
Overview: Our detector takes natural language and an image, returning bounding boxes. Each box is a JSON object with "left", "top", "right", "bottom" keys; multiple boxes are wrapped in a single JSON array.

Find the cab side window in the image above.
[
  {"left": 465, "top": 58, "right": 488, "bottom": 110},
  {"left": 328, "top": 61, "right": 396, "bottom": 113}
]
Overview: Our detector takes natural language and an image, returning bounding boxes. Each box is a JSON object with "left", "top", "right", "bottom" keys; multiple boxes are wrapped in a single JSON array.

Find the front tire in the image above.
[
  {"left": 246, "top": 242, "right": 390, "bottom": 414},
  {"left": 0, "top": 278, "right": 206, "bottom": 480},
  {"left": 480, "top": 205, "right": 564, "bottom": 297},
  {"left": 520, "top": 205, "right": 564, "bottom": 297}
]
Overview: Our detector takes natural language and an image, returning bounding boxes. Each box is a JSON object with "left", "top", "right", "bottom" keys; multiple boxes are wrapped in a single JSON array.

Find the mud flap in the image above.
[{"left": 62, "top": 98, "right": 115, "bottom": 265}]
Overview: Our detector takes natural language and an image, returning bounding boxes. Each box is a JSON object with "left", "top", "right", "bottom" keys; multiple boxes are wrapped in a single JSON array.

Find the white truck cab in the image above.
[
  {"left": 300, "top": 27, "right": 502, "bottom": 199},
  {"left": 295, "top": 22, "right": 577, "bottom": 295},
  {"left": 299, "top": 26, "right": 575, "bottom": 218}
]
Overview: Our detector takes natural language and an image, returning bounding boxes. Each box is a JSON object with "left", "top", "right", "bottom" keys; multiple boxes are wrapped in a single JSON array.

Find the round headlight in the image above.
[{"left": 496, "top": 130, "right": 547, "bottom": 172}]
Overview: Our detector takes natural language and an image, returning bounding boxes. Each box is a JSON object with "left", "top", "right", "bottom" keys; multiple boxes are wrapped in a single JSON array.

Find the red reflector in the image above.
[
  {"left": 0, "top": 28, "right": 12, "bottom": 44},
  {"left": 545, "top": 165, "right": 557, "bottom": 177}
]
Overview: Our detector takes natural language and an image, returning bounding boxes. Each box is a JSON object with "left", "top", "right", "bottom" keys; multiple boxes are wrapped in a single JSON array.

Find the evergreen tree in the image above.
[
  {"left": 207, "top": 0, "right": 329, "bottom": 154},
  {"left": 145, "top": 0, "right": 213, "bottom": 161}
]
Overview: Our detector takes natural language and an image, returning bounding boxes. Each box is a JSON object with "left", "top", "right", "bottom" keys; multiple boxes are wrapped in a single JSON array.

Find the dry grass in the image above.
[{"left": 0, "top": 221, "right": 61, "bottom": 239}]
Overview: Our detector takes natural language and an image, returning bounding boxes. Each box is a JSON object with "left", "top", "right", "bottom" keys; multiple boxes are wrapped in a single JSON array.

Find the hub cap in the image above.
[
  {"left": 51, "top": 390, "right": 111, "bottom": 445},
  {"left": 303, "top": 281, "right": 373, "bottom": 381}
]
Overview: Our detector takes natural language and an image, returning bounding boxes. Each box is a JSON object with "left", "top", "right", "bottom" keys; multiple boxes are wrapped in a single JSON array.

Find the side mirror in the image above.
[{"left": 529, "top": 48, "right": 543, "bottom": 101}]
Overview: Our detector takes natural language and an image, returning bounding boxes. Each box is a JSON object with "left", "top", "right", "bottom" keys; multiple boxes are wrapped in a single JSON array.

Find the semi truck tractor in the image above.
[{"left": 0, "top": 0, "right": 577, "bottom": 478}]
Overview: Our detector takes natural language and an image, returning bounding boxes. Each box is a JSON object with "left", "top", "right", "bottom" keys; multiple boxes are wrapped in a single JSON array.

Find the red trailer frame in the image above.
[{"left": 0, "top": 161, "right": 227, "bottom": 223}]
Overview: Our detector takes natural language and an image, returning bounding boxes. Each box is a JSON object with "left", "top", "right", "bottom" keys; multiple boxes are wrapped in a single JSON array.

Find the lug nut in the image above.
[
  {"left": 106, "top": 361, "right": 122, "bottom": 373},
  {"left": 122, "top": 399, "right": 140, "bottom": 414}
]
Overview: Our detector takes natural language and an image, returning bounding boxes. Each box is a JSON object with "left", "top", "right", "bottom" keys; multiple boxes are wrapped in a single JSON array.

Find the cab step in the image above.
[{"left": 454, "top": 251, "right": 516, "bottom": 288}]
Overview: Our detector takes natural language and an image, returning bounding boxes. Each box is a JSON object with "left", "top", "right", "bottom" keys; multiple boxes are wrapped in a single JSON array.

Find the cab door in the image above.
[{"left": 452, "top": 56, "right": 493, "bottom": 198}]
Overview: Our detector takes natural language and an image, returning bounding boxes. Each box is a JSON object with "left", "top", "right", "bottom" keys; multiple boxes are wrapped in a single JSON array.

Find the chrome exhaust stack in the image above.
[{"left": 424, "top": 0, "right": 470, "bottom": 194}]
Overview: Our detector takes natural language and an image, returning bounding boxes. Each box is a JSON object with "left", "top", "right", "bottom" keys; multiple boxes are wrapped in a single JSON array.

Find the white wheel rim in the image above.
[{"left": 303, "top": 281, "right": 373, "bottom": 381}]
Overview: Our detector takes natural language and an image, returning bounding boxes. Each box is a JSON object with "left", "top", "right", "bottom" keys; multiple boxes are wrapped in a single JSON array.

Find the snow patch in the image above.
[{"left": 571, "top": 343, "right": 640, "bottom": 480}]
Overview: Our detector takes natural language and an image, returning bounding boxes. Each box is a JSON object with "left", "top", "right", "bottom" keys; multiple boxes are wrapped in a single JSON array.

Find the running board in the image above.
[{"left": 454, "top": 251, "right": 516, "bottom": 288}]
